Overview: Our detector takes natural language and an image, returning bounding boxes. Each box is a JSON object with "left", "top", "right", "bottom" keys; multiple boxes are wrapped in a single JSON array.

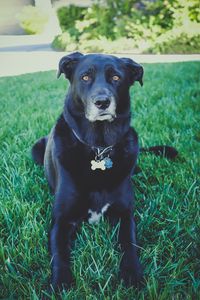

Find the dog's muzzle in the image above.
[{"left": 85, "top": 92, "right": 116, "bottom": 122}]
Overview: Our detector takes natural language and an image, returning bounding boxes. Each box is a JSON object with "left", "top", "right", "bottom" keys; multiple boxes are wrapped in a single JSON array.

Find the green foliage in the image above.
[
  {"left": 52, "top": 32, "right": 77, "bottom": 52},
  {"left": 17, "top": 5, "right": 48, "bottom": 34},
  {"left": 57, "top": 5, "right": 86, "bottom": 30},
  {"left": 52, "top": 33, "right": 141, "bottom": 53},
  {"left": 54, "top": 0, "right": 200, "bottom": 53},
  {"left": 187, "top": 0, "right": 200, "bottom": 22},
  {"left": 52, "top": 29, "right": 200, "bottom": 54},
  {"left": 57, "top": 5, "right": 87, "bottom": 40},
  {"left": 147, "top": 25, "right": 200, "bottom": 54},
  {"left": 0, "top": 62, "right": 200, "bottom": 298}
]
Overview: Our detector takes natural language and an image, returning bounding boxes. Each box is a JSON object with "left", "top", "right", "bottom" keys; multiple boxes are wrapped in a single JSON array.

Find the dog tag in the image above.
[
  {"left": 91, "top": 159, "right": 106, "bottom": 170},
  {"left": 104, "top": 157, "right": 113, "bottom": 169}
]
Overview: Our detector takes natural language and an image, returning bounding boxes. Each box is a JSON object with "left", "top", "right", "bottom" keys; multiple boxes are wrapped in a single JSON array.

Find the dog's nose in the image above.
[{"left": 94, "top": 98, "right": 110, "bottom": 110}]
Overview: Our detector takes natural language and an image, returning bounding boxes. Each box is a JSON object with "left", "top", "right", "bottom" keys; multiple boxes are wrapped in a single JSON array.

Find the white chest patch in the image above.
[{"left": 88, "top": 203, "right": 110, "bottom": 224}]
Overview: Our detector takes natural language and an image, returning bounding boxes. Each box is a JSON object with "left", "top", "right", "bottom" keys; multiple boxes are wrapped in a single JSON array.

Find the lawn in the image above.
[{"left": 0, "top": 61, "right": 200, "bottom": 299}]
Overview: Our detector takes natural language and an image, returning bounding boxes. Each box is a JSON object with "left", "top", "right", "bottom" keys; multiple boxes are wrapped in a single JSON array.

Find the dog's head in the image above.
[{"left": 58, "top": 52, "right": 143, "bottom": 122}]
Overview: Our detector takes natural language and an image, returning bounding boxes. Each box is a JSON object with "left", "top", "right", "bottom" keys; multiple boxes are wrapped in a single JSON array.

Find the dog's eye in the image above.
[
  {"left": 112, "top": 75, "right": 120, "bottom": 81},
  {"left": 82, "top": 75, "right": 90, "bottom": 81}
]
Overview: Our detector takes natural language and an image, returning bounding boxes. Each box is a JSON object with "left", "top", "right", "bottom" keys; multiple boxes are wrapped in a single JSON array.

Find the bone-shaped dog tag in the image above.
[{"left": 91, "top": 160, "right": 106, "bottom": 171}]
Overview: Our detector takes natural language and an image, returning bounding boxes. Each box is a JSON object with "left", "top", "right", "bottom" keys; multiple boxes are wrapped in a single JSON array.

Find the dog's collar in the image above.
[
  {"left": 71, "top": 127, "right": 113, "bottom": 151},
  {"left": 72, "top": 129, "right": 114, "bottom": 158},
  {"left": 71, "top": 127, "right": 113, "bottom": 170},
  {"left": 63, "top": 109, "right": 126, "bottom": 170}
]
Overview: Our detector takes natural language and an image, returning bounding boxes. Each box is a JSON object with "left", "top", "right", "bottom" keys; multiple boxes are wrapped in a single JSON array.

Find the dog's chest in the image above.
[
  {"left": 88, "top": 203, "right": 110, "bottom": 224},
  {"left": 87, "top": 190, "right": 111, "bottom": 224}
]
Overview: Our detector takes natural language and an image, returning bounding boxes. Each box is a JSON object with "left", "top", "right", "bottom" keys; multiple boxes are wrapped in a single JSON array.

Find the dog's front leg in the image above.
[
  {"left": 50, "top": 214, "right": 76, "bottom": 291},
  {"left": 119, "top": 210, "right": 143, "bottom": 287}
]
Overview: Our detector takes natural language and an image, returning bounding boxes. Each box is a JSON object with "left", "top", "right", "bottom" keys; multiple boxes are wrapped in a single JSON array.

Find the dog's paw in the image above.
[
  {"left": 51, "top": 267, "right": 74, "bottom": 292},
  {"left": 119, "top": 254, "right": 144, "bottom": 288}
]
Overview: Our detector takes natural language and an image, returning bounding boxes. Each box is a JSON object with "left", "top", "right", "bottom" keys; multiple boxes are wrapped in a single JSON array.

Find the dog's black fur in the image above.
[{"left": 32, "top": 52, "right": 177, "bottom": 290}]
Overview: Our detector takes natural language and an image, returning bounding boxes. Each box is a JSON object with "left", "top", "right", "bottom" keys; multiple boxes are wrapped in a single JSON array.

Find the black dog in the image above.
[{"left": 32, "top": 52, "right": 177, "bottom": 290}]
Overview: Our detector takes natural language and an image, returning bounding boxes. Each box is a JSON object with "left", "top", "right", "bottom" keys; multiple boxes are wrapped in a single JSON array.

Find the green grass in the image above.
[{"left": 0, "top": 62, "right": 200, "bottom": 299}]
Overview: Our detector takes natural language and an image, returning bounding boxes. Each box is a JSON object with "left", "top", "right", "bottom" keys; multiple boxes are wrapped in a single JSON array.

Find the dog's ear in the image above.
[
  {"left": 57, "top": 52, "right": 84, "bottom": 80},
  {"left": 121, "top": 57, "right": 144, "bottom": 86}
]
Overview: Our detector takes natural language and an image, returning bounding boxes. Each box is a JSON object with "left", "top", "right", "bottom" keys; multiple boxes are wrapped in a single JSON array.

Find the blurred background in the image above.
[{"left": 0, "top": 0, "right": 199, "bottom": 54}]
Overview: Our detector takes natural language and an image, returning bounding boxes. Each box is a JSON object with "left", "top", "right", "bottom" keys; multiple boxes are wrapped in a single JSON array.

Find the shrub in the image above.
[
  {"left": 17, "top": 5, "right": 48, "bottom": 34},
  {"left": 52, "top": 27, "right": 200, "bottom": 54},
  {"left": 146, "top": 22, "right": 200, "bottom": 54},
  {"left": 52, "top": 32, "right": 77, "bottom": 52},
  {"left": 57, "top": 5, "right": 86, "bottom": 40},
  {"left": 57, "top": 5, "right": 87, "bottom": 31},
  {"left": 52, "top": 33, "right": 149, "bottom": 54},
  {"left": 78, "top": 35, "right": 139, "bottom": 53},
  {"left": 54, "top": 1, "right": 200, "bottom": 54}
]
